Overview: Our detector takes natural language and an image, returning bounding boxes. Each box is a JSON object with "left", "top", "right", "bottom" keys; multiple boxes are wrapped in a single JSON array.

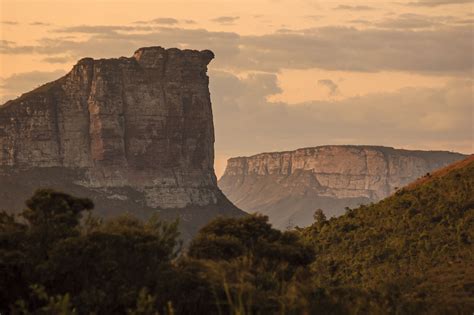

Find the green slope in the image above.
[{"left": 301, "top": 156, "right": 474, "bottom": 313}]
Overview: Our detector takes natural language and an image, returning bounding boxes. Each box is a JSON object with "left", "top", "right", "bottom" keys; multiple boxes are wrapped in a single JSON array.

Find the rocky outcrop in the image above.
[
  {"left": 219, "top": 146, "right": 466, "bottom": 229},
  {"left": 0, "top": 46, "right": 242, "bottom": 239}
]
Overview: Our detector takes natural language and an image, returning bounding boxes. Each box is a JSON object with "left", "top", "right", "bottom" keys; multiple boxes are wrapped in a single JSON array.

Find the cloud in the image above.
[
  {"left": 0, "top": 70, "right": 67, "bottom": 104},
  {"left": 0, "top": 40, "right": 35, "bottom": 54},
  {"left": 42, "top": 56, "right": 72, "bottom": 63},
  {"left": 373, "top": 13, "right": 456, "bottom": 29},
  {"left": 334, "top": 5, "right": 375, "bottom": 10},
  {"left": 318, "top": 79, "right": 340, "bottom": 96},
  {"left": 211, "top": 16, "right": 240, "bottom": 24},
  {"left": 0, "top": 27, "right": 241, "bottom": 65},
  {"left": 236, "top": 25, "right": 472, "bottom": 75},
  {"left": 1, "top": 24, "right": 472, "bottom": 76},
  {"left": 151, "top": 18, "right": 179, "bottom": 25},
  {"left": 0, "top": 40, "right": 15, "bottom": 46},
  {"left": 210, "top": 71, "right": 473, "bottom": 156},
  {"left": 453, "top": 18, "right": 474, "bottom": 24},
  {"left": 1, "top": 21, "right": 18, "bottom": 25},
  {"left": 30, "top": 22, "right": 50, "bottom": 26},
  {"left": 348, "top": 19, "right": 372, "bottom": 25},
  {"left": 133, "top": 18, "right": 179, "bottom": 25},
  {"left": 407, "top": 0, "right": 473, "bottom": 6},
  {"left": 54, "top": 25, "right": 152, "bottom": 34},
  {"left": 305, "top": 15, "right": 323, "bottom": 20}
]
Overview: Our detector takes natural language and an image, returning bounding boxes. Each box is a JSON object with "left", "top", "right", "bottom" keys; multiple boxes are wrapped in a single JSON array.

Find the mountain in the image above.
[
  {"left": 218, "top": 145, "right": 466, "bottom": 229},
  {"left": 0, "top": 46, "right": 243, "bottom": 240},
  {"left": 301, "top": 155, "right": 474, "bottom": 313}
]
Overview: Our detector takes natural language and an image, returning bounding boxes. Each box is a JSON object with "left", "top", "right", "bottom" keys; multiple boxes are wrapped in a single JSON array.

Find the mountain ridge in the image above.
[
  {"left": 225, "top": 145, "right": 466, "bottom": 161},
  {"left": 0, "top": 46, "right": 243, "bottom": 240},
  {"left": 219, "top": 145, "right": 467, "bottom": 228}
]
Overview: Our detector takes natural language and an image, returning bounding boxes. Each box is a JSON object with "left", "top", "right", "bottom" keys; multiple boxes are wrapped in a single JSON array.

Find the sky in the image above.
[{"left": 1, "top": 0, "right": 473, "bottom": 177}]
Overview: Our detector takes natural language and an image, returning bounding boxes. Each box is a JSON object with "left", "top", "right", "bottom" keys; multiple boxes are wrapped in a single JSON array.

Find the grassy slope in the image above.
[{"left": 303, "top": 156, "right": 474, "bottom": 312}]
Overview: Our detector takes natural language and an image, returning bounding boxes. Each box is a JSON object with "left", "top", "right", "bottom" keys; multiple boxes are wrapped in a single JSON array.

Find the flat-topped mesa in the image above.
[
  {"left": 0, "top": 46, "right": 239, "bottom": 215},
  {"left": 222, "top": 146, "right": 465, "bottom": 199},
  {"left": 218, "top": 145, "right": 467, "bottom": 228}
]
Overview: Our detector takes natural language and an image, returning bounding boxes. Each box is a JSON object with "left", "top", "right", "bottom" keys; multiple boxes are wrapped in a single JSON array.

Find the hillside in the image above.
[{"left": 301, "top": 155, "right": 474, "bottom": 313}]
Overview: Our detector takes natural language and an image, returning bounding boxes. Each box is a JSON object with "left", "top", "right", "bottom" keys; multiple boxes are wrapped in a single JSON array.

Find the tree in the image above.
[
  {"left": 186, "top": 214, "right": 316, "bottom": 314},
  {"left": 22, "top": 189, "right": 94, "bottom": 229},
  {"left": 313, "top": 208, "right": 327, "bottom": 225},
  {"left": 0, "top": 190, "right": 182, "bottom": 314}
]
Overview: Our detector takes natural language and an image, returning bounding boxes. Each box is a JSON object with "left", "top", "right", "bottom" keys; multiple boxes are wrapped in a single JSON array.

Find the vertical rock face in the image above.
[
  {"left": 219, "top": 146, "right": 467, "bottom": 228},
  {"left": 0, "top": 47, "right": 242, "bottom": 236}
]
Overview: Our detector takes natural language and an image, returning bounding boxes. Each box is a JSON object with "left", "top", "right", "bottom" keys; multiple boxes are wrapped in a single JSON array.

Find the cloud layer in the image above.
[
  {"left": 1, "top": 22, "right": 472, "bottom": 76},
  {"left": 407, "top": 0, "right": 474, "bottom": 7}
]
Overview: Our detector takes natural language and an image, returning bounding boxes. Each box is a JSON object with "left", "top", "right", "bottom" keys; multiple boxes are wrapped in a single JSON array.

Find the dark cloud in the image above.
[
  {"left": 210, "top": 71, "right": 472, "bottom": 156},
  {"left": 211, "top": 16, "right": 240, "bottom": 24},
  {"left": 318, "top": 79, "right": 340, "bottom": 96},
  {"left": 1, "top": 24, "right": 471, "bottom": 75},
  {"left": 407, "top": 0, "right": 473, "bottom": 6},
  {"left": 184, "top": 19, "right": 197, "bottom": 24},
  {"left": 0, "top": 70, "right": 67, "bottom": 104},
  {"left": 334, "top": 5, "right": 375, "bottom": 11}
]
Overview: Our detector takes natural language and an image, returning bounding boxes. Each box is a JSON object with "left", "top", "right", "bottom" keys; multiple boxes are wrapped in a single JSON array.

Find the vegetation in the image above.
[
  {"left": 1, "top": 158, "right": 473, "bottom": 314},
  {"left": 301, "top": 156, "right": 474, "bottom": 314}
]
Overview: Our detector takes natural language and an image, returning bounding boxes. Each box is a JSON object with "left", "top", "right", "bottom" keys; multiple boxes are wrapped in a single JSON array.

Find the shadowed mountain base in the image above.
[{"left": 0, "top": 168, "right": 243, "bottom": 242}]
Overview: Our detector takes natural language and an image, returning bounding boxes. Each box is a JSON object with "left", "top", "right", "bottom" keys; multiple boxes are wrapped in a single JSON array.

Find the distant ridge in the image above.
[{"left": 219, "top": 145, "right": 467, "bottom": 228}]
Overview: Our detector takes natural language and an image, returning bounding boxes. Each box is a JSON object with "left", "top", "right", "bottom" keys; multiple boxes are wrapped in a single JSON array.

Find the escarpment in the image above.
[
  {"left": 0, "top": 46, "right": 242, "bottom": 239},
  {"left": 218, "top": 146, "right": 466, "bottom": 229}
]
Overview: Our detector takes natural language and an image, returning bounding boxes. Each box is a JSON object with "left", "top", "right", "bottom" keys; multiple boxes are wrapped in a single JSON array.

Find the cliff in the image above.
[
  {"left": 0, "top": 46, "right": 243, "bottom": 239},
  {"left": 218, "top": 145, "right": 467, "bottom": 229}
]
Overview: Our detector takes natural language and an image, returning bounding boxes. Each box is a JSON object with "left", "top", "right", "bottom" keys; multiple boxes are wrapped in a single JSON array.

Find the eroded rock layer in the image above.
[
  {"left": 0, "top": 46, "right": 242, "bottom": 236},
  {"left": 219, "top": 146, "right": 466, "bottom": 228}
]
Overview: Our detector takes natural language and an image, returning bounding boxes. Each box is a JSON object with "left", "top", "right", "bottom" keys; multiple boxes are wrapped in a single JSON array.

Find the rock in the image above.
[
  {"left": 218, "top": 145, "right": 466, "bottom": 229},
  {"left": 0, "top": 46, "right": 242, "bottom": 240}
]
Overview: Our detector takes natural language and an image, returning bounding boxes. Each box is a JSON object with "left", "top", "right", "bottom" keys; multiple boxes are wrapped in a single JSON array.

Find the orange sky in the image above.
[{"left": 1, "top": 0, "right": 473, "bottom": 177}]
